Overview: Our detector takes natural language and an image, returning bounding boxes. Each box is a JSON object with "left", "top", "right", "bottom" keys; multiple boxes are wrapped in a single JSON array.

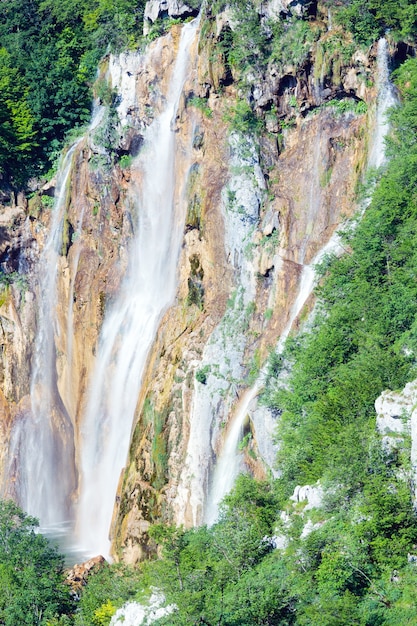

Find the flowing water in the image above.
[
  {"left": 8, "top": 142, "right": 81, "bottom": 529},
  {"left": 368, "top": 38, "right": 398, "bottom": 169},
  {"left": 204, "top": 36, "right": 398, "bottom": 524},
  {"left": 75, "top": 19, "right": 199, "bottom": 558},
  {"left": 204, "top": 235, "right": 343, "bottom": 525},
  {"left": 64, "top": 205, "right": 85, "bottom": 419}
]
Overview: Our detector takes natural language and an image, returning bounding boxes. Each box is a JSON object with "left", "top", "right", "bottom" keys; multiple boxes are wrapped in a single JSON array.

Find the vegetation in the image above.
[
  {"left": 0, "top": 500, "right": 73, "bottom": 625},
  {"left": 0, "top": 0, "right": 146, "bottom": 187},
  {"left": 332, "top": 0, "right": 417, "bottom": 46},
  {"left": 73, "top": 563, "right": 142, "bottom": 626}
]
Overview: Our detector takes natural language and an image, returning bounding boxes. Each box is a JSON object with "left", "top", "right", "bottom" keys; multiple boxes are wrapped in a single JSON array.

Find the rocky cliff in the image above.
[{"left": 0, "top": 2, "right": 397, "bottom": 562}]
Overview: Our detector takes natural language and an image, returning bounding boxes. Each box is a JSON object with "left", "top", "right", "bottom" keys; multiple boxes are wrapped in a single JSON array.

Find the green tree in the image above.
[{"left": 0, "top": 500, "right": 74, "bottom": 625}]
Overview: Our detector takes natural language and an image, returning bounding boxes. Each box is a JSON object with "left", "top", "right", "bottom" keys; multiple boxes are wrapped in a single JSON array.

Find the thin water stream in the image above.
[{"left": 7, "top": 142, "right": 80, "bottom": 533}]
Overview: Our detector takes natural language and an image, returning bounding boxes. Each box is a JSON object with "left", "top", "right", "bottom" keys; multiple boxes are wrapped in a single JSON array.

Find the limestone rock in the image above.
[
  {"left": 261, "top": 0, "right": 311, "bottom": 18},
  {"left": 0, "top": 206, "right": 25, "bottom": 228},
  {"left": 375, "top": 380, "right": 417, "bottom": 504},
  {"left": 375, "top": 384, "right": 415, "bottom": 436},
  {"left": 291, "top": 483, "right": 324, "bottom": 510},
  {"left": 144, "top": 0, "right": 198, "bottom": 28}
]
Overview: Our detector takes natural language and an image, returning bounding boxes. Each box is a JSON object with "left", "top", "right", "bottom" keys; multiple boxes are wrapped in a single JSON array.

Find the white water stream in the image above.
[
  {"left": 9, "top": 142, "right": 80, "bottom": 528},
  {"left": 76, "top": 20, "right": 199, "bottom": 558},
  {"left": 204, "top": 35, "right": 397, "bottom": 525},
  {"left": 368, "top": 38, "right": 398, "bottom": 169},
  {"left": 6, "top": 107, "right": 105, "bottom": 548},
  {"left": 204, "top": 235, "right": 343, "bottom": 524}
]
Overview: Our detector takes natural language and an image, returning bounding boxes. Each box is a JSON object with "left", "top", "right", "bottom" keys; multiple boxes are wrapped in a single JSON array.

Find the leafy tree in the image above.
[
  {"left": 0, "top": 500, "right": 73, "bottom": 625},
  {"left": 74, "top": 562, "right": 141, "bottom": 625}
]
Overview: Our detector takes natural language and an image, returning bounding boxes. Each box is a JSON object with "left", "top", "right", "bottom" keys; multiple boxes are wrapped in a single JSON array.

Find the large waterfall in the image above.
[
  {"left": 1, "top": 18, "right": 399, "bottom": 562},
  {"left": 76, "top": 19, "right": 199, "bottom": 558}
]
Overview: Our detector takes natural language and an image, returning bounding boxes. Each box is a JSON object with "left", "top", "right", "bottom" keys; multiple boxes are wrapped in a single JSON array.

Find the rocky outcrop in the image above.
[
  {"left": 375, "top": 381, "right": 417, "bottom": 500},
  {"left": 66, "top": 555, "right": 106, "bottom": 596},
  {"left": 144, "top": 0, "right": 199, "bottom": 33},
  {"left": 290, "top": 483, "right": 324, "bottom": 510}
]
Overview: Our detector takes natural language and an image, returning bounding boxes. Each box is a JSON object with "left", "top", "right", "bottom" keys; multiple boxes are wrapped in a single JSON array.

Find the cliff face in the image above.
[{"left": 0, "top": 5, "right": 386, "bottom": 561}]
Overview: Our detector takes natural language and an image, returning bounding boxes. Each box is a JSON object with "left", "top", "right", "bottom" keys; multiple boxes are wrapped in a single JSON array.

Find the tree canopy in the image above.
[
  {"left": 0, "top": 500, "right": 73, "bottom": 625},
  {"left": 0, "top": 0, "right": 145, "bottom": 188}
]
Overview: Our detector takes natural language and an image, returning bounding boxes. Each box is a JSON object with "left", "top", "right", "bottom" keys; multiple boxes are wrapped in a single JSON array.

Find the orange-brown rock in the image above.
[{"left": 66, "top": 555, "right": 106, "bottom": 595}]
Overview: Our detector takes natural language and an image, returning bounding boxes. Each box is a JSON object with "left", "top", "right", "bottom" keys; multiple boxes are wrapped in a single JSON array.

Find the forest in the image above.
[{"left": 2, "top": 0, "right": 417, "bottom": 624}]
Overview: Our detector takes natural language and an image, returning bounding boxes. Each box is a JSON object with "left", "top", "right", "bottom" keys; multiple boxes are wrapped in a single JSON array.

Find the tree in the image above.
[{"left": 0, "top": 500, "right": 74, "bottom": 625}]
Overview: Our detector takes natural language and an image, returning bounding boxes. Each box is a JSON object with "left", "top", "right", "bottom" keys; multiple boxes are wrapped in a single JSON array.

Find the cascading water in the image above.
[
  {"left": 368, "top": 38, "right": 398, "bottom": 169},
  {"left": 204, "top": 35, "right": 398, "bottom": 525},
  {"left": 64, "top": 205, "right": 85, "bottom": 418},
  {"left": 8, "top": 142, "right": 80, "bottom": 529},
  {"left": 204, "top": 235, "right": 343, "bottom": 524},
  {"left": 76, "top": 19, "right": 199, "bottom": 558},
  {"left": 5, "top": 106, "right": 104, "bottom": 550}
]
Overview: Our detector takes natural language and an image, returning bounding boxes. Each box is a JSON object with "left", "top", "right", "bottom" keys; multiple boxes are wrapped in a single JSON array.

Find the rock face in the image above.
[
  {"left": 144, "top": 0, "right": 199, "bottom": 33},
  {"left": 375, "top": 381, "right": 417, "bottom": 503},
  {"left": 0, "top": 8, "right": 388, "bottom": 563},
  {"left": 290, "top": 483, "right": 324, "bottom": 510}
]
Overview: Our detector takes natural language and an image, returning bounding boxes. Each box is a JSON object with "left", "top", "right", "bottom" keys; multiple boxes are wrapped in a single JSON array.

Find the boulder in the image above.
[{"left": 66, "top": 555, "right": 106, "bottom": 595}]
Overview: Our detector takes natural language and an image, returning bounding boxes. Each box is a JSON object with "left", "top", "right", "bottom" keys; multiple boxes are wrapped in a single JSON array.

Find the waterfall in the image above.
[
  {"left": 204, "top": 235, "right": 343, "bottom": 525},
  {"left": 76, "top": 19, "right": 199, "bottom": 558},
  {"left": 368, "top": 38, "right": 398, "bottom": 169},
  {"left": 8, "top": 142, "right": 80, "bottom": 529},
  {"left": 4, "top": 105, "right": 104, "bottom": 546},
  {"left": 204, "top": 35, "right": 398, "bottom": 525}
]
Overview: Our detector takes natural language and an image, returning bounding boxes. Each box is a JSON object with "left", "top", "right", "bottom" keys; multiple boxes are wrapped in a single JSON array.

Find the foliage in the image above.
[
  {"left": 187, "top": 96, "right": 212, "bottom": 118},
  {"left": 195, "top": 365, "right": 210, "bottom": 384},
  {"left": 0, "top": 0, "right": 145, "bottom": 187},
  {"left": 269, "top": 18, "right": 317, "bottom": 71},
  {"left": 0, "top": 500, "right": 74, "bottom": 625},
  {"left": 74, "top": 563, "right": 141, "bottom": 626},
  {"left": 323, "top": 97, "right": 368, "bottom": 116},
  {"left": 224, "top": 100, "right": 263, "bottom": 135},
  {"left": 333, "top": 0, "right": 417, "bottom": 46}
]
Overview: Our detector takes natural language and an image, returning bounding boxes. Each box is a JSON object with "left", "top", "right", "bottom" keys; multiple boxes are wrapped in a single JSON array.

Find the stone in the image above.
[
  {"left": 291, "top": 483, "right": 324, "bottom": 510},
  {"left": 66, "top": 555, "right": 106, "bottom": 595},
  {"left": 375, "top": 386, "right": 414, "bottom": 436},
  {"left": 144, "top": 0, "right": 198, "bottom": 27}
]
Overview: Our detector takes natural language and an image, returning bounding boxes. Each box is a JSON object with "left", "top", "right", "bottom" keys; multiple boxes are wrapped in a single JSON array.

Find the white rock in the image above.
[
  {"left": 144, "top": 0, "right": 196, "bottom": 24},
  {"left": 300, "top": 518, "right": 323, "bottom": 539},
  {"left": 290, "top": 482, "right": 323, "bottom": 510},
  {"left": 375, "top": 386, "right": 414, "bottom": 435},
  {"left": 375, "top": 379, "right": 417, "bottom": 504},
  {"left": 110, "top": 590, "right": 176, "bottom": 625}
]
